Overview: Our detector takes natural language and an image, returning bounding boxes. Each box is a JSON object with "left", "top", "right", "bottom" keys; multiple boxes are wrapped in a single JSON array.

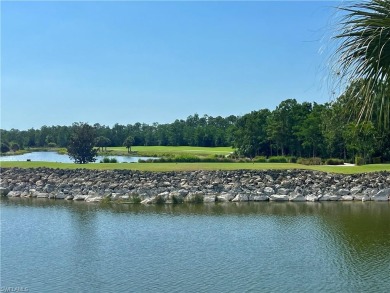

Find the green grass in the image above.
[
  {"left": 104, "top": 146, "right": 234, "bottom": 157},
  {"left": 1, "top": 161, "right": 389, "bottom": 174}
]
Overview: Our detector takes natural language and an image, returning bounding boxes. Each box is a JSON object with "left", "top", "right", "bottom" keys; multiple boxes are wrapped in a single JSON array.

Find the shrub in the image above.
[
  {"left": 187, "top": 194, "right": 204, "bottom": 204},
  {"left": 155, "top": 195, "right": 166, "bottom": 204},
  {"left": 253, "top": 156, "right": 266, "bottom": 162},
  {"left": 100, "top": 197, "right": 111, "bottom": 204},
  {"left": 172, "top": 195, "right": 184, "bottom": 204},
  {"left": 0, "top": 142, "right": 10, "bottom": 153},
  {"left": 297, "top": 157, "right": 322, "bottom": 165},
  {"left": 289, "top": 156, "right": 297, "bottom": 163},
  {"left": 268, "top": 156, "right": 288, "bottom": 163},
  {"left": 47, "top": 142, "right": 57, "bottom": 148},
  {"left": 10, "top": 142, "right": 20, "bottom": 152},
  {"left": 325, "top": 158, "right": 344, "bottom": 165},
  {"left": 100, "top": 157, "right": 118, "bottom": 163},
  {"left": 174, "top": 154, "right": 201, "bottom": 162},
  {"left": 372, "top": 157, "right": 381, "bottom": 164},
  {"left": 131, "top": 195, "right": 141, "bottom": 204},
  {"left": 100, "top": 157, "right": 111, "bottom": 163},
  {"left": 355, "top": 156, "right": 365, "bottom": 166}
]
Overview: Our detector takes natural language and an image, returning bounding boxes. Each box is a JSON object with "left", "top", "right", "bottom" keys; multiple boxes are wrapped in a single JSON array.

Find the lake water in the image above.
[
  {"left": 0, "top": 151, "right": 154, "bottom": 163},
  {"left": 1, "top": 199, "right": 389, "bottom": 292}
]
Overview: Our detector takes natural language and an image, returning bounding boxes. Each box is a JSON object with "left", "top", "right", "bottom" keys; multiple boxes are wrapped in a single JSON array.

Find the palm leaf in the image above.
[{"left": 334, "top": 0, "right": 390, "bottom": 129}]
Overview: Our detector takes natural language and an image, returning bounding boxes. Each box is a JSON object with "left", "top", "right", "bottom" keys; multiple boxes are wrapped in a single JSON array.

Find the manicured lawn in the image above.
[
  {"left": 104, "top": 146, "right": 234, "bottom": 157},
  {"left": 1, "top": 161, "right": 389, "bottom": 174}
]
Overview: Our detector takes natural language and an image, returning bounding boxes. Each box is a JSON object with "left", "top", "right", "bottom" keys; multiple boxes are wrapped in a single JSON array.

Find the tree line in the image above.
[
  {"left": 0, "top": 113, "right": 237, "bottom": 151},
  {"left": 1, "top": 81, "right": 389, "bottom": 163}
]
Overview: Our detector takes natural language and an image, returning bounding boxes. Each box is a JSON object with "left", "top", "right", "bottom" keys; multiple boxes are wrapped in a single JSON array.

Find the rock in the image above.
[
  {"left": 305, "top": 194, "right": 318, "bottom": 202},
  {"left": 263, "top": 187, "right": 274, "bottom": 195},
  {"left": 354, "top": 194, "right": 370, "bottom": 201},
  {"left": 253, "top": 195, "right": 269, "bottom": 201},
  {"left": 0, "top": 187, "right": 10, "bottom": 196},
  {"left": 0, "top": 168, "right": 389, "bottom": 205},
  {"left": 372, "top": 189, "right": 390, "bottom": 201},
  {"left": 7, "top": 191, "right": 21, "bottom": 197},
  {"left": 318, "top": 194, "right": 331, "bottom": 201},
  {"left": 36, "top": 192, "right": 49, "bottom": 198},
  {"left": 340, "top": 195, "right": 354, "bottom": 201},
  {"left": 55, "top": 192, "right": 66, "bottom": 199},
  {"left": 277, "top": 188, "right": 290, "bottom": 195},
  {"left": 85, "top": 196, "right": 103, "bottom": 203},
  {"left": 65, "top": 195, "right": 74, "bottom": 200},
  {"left": 232, "top": 194, "right": 249, "bottom": 202},
  {"left": 336, "top": 189, "right": 350, "bottom": 196},
  {"left": 289, "top": 194, "right": 306, "bottom": 202},
  {"left": 73, "top": 194, "right": 87, "bottom": 201},
  {"left": 269, "top": 194, "right": 289, "bottom": 201},
  {"left": 217, "top": 192, "right": 234, "bottom": 202},
  {"left": 329, "top": 195, "right": 341, "bottom": 201},
  {"left": 141, "top": 197, "right": 154, "bottom": 204},
  {"left": 350, "top": 186, "right": 363, "bottom": 195},
  {"left": 43, "top": 184, "right": 55, "bottom": 193},
  {"left": 203, "top": 195, "right": 216, "bottom": 203}
]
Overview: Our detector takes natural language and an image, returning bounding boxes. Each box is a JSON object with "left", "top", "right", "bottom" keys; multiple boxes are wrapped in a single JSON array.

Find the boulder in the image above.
[
  {"left": 318, "top": 194, "right": 331, "bottom": 201},
  {"left": 232, "top": 193, "right": 249, "bottom": 202},
  {"left": 203, "top": 195, "right": 216, "bottom": 203},
  {"left": 329, "top": 195, "right": 341, "bottom": 201},
  {"left": 43, "top": 184, "right": 55, "bottom": 193},
  {"left": 217, "top": 192, "right": 234, "bottom": 202},
  {"left": 336, "top": 189, "right": 350, "bottom": 196},
  {"left": 85, "top": 196, "right": 103, "bottom": 203},
  {"left": 372, "top": 189, "right": 390, "bottom": 201},
  {"left": 340, "top": 195, "right": 354, "bottom": 201},
  {"left": 0, "top": 187, "right": 10, "bottom": 196},
  {"left": 7, "top": 191, "right": 21, "bottom": 197},
  {"left": 269, "top": 194, "right": 289, "bottom": 201},
  {"left": 305, "top": 194, "right": 318, "bottom": 202},
  {"left": 277, "top": 188, "right": 290, "bottom": 195},
  {"left": 36, "top": 192, "right": 49, "bottom": 198},
  {"left": 350, "top": 186, "right": 363, "bottom": 195},
  {"left": 55, "top": 192, "right": 66, "bottom": 199},
  {"left": 289, "top": 194, "right": 306, "bottom": 202},
  {"left": 253, "top": 195, "right": 269, "bottom": 201},
  {"left": 263, "top": 187, "right": 274, "bottom": 195},
  {"left": 141, "top": 197, "right": 154, "bottom": 204},
  {"left": 354, "top": 194, "right": 370, "bottom": 201},
  {"left": 73, "top": 194, "right": 87, "bottom": 201}
]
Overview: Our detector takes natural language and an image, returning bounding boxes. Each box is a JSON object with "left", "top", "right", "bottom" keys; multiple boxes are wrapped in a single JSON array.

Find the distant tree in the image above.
[
  {"left": 10, "top": 142, "right": 20, "bottom": 152},
  {"left": 233, "top": 109, "right": 271, "bottom": 157},
  {"left": 123, "top": 136, "right": 135, "bottom": 153},
  {"left": 1, "top": 142, "right": 10, "bottom": 153},
  {"left": 95, "top": 136, "right": 111, "bottom": 152},
  {"left": 67, "top": 122, "right": 98, "bottom": 164}
]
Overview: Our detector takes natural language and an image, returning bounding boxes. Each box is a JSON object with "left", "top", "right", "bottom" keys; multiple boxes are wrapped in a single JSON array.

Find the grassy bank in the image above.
[
  {"left": 103, "top": 146, "right": 234, "bottom": 157},
  {"left": 1, "top": 161, "right": 389, "bottom": 174}
]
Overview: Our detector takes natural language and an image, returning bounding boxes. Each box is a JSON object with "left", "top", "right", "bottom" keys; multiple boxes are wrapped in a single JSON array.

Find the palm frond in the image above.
[{"left": 333, "top": 0, "right": 390, "bottom": 129}]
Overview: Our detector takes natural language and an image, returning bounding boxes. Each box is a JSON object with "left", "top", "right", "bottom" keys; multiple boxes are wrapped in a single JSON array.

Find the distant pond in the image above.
[{"left": 0, "top": 151, "right": 155, "bottom": 163}]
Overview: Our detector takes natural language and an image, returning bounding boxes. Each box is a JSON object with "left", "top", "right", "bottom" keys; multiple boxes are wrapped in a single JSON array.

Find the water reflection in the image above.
[
  {"left": 1, "top": 198, "right": 389, "bottom": 292},
  {"left": 0, "top": 151, "right": 155, "bottom": 163}
]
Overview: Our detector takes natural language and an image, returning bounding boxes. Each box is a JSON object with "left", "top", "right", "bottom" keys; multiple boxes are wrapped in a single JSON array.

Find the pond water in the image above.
[
  {"left": 1, "top": 199, "right": 389, "bottom": 292},
  {"left": 0, "top": 151, "right": 154, "bottom": 163}
]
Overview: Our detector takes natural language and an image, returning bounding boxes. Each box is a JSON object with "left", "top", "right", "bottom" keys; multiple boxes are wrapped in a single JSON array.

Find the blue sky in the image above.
[{"left": 1, "top": 0, "right": 342, "bottom": 130}]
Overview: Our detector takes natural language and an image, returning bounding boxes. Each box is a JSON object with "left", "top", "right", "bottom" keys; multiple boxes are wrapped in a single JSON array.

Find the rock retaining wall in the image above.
[{"left": 1, "top": 168, "right": 389, "bottom": 203}]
